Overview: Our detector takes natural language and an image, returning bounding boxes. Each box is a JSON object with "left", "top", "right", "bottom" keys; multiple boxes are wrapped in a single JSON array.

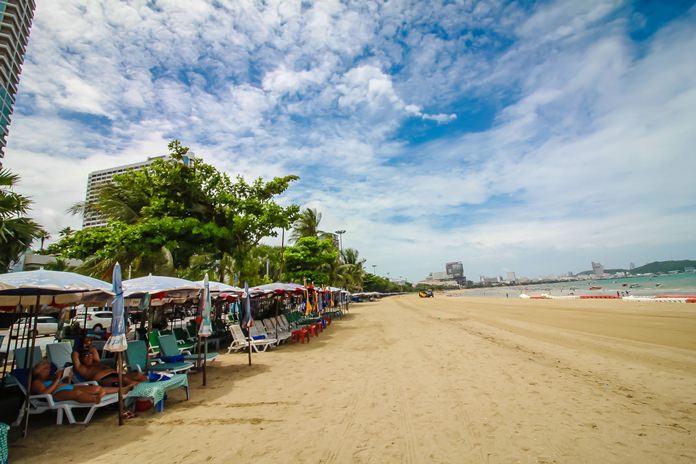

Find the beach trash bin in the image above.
[{"left": 135, "top": 399, "right": 153, "bottom": 412}]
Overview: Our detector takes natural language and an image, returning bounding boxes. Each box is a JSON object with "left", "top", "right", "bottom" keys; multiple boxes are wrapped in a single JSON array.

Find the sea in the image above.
[{"left": 451, "top": 273, "right": 696, "bottom": 298}]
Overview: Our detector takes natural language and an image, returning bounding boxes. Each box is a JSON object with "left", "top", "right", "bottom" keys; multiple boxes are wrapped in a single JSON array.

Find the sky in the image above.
[{"left": 4, "top": 0, "right": 696, "bottom": 282}]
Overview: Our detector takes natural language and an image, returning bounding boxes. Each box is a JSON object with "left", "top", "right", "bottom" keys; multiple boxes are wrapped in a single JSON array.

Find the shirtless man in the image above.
[{"left": 71, "top": 343, "right": 146, "bottom": 393}]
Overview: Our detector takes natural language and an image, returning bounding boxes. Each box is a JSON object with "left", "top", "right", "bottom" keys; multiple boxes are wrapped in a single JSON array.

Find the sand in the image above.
[{"left": 8, "top": 295, "right": 696, "bottom": 463}]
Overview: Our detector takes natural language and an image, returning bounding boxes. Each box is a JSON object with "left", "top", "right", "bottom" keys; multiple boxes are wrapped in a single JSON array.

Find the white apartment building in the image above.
[{"left": 82, "top": 156, "right": 167, "bottom": 228}]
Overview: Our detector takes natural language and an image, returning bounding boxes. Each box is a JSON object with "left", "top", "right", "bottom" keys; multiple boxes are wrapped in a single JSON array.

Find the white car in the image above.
[
  {"left": 10, "top": 316, "right": 59, "bottom": 338},
  {"left": 71, "top": 310, "right": 114, "bottom": 332}
]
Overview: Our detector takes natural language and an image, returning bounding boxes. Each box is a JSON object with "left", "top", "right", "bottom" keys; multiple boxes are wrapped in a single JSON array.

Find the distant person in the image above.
[{"left": 30, "top": 359, "right": 106, "bottom": 403}]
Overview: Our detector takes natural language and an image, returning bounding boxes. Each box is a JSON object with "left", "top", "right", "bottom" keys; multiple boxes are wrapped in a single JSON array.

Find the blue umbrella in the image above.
[
  {"left": 104, "top": 263, "right": 128, "bottom": 352},
  {"left": 197, "top": 274, "right": 213, "bottom": 385},
  {"left": 242, "top": 281, "right": 253, "bottom": 365},
  {"left": 103, "top": 262, "right": 127, "bottom": 425},
  {"left": 198, "top": 274, "right": 213, "bottom": 337}
]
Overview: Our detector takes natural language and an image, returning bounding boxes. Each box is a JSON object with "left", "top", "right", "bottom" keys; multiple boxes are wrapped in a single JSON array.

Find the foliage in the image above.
[
  {"left": 630, "top": 260, "right": 696, "bottom": 275},
  {"left": 362, "top": 273, "right": 402, "bottom": 293},
  {"left": 51, "top": 140, "right": 300, "bottom": 281},
  {"left": 0, "top": 169, "right": 45, "bottom": 272},
  {"left": 283, "top": 236, "right": 338, "bottom": 285},
  {"left": 290, "top": 207, "right": 335, "bottom": 243}
]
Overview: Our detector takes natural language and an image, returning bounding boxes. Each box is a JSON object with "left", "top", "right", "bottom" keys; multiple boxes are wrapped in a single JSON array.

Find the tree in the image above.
[
  {"left": 37, "top": 229, "right": 51, "bottom": 251},
  {"left": 0, "top": 169, "right": 44, "bottom": 271},
  {"left": 290, "top": 208, "right": 334, "bottom": 243},
  {"left": 50, "top": 140, "right": 300, "bottom": 281},
  {"left": 283, "top": 236, "right": 338, "bottom": 285}
]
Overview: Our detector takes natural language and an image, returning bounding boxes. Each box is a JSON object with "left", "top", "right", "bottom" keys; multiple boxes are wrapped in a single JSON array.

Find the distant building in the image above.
[
  {"left": 506, "top": 272, "right": 517, "bottom": 282},
  {"left": 629, "top": 262, "right": 635, "bottom": 270},
  {"left": 82, "top": 154, "right": 195, "bottom": 229},
  {"left": 480, "top": 276, "right": 499, "bottom": 285},
  {"left": 0, "top": 0, "right": 37, "bottom": 164},
  {"left": 9, "top": 250, "right": 81, "bottom": 272},
  {"left": 591, "top": 261, "right": 604, "bottom": 279},
  {"left": 445, "top": 262, "right": 464, "bottom": 279}
]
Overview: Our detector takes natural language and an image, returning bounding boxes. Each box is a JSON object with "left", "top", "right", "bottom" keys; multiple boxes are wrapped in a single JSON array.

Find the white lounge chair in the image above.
[
  {"left": 10, "top": 367, "right": 118, "bottom": 426},
  {"left": 227, "top": 325, "right": 276, "bottom": 353},
  {"left": 249, "top": 323, "right": 279, "bottom": 346},
  {"left": 261, "top": 319, "right": 291, "bottom": 344}
]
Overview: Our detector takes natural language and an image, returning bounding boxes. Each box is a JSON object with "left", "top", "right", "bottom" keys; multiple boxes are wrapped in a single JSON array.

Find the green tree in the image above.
[
  {"left": 0, "top": 169, "right": 45, "bottom": 271},
  {"left": 290, "top": 208, "right": 334, "bottom": 243},
  {"left": 283, "top": 236, "right": 338, "bottom": 285},
  {"left": 51, "top": 140, "right": 300, "bottom": 281}
]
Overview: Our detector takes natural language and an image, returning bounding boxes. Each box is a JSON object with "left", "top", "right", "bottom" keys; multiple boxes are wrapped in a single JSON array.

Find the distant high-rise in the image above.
[
  {"left": 0, "top": 0, "right": 37, "bottom": 164},
  {"left": 591, "top": 261, "right": 604, "bottom": 279},
  {"left": 83, "top": 155, "right": 195, "bottom": 228},
  {"left": 445, "top": 261, "right": 464, "bottom": 279},
  {"left": 629, "top": 262, "right": 635, "bottom": 270}
]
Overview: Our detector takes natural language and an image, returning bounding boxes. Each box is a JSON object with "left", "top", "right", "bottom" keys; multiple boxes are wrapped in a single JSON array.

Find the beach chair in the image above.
[
  {"left": 12, "top": 346, "right": 43, "bottom": 369},
  {"left": 46, "top": 342, "right": 75, "bottom": 369},
  {"left": 250, "top": 324, "right": 279, "bottom": 346},
  {"left": 125, "top": 340, "right": 193, "bottom": 374},
  {"left": 227, "top": 325, "right": 275, "bottom": 353},
  {"left": 124, "top": 373, "right": 190, "bottom": 413},
  {"left": 10, "top": 367, "right": 118, "bottom": 426},
  {"left": 158, "top": 335, "right": 218, "bottom": 366},
  {"left": 261, "top": 319, "right": 291, "bottom": 344}
]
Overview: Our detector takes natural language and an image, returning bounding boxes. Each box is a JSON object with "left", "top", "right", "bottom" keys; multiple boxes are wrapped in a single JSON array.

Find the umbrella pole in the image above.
[
  {"left": 117, "top": 351, "right": 124, "bottom": 426},
  {"left": 248, "top": 330, "right": 252, "bottom": 366},
  {"left": 196, "top": 335, "right": 202, "bottom": 377},
  {"left": 23, "top": 297, "right": 39, "bottom": 438},
  {"left": 202, "top": 338, "right": 207, "bottom": 386}
]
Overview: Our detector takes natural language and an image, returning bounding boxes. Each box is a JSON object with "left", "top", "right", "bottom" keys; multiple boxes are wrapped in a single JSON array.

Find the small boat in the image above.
[
  {"left": 656, "top": 283, "right": 663, "bottom": 287},
  {"left": 589, "top": 286, "right": 602, "bottom": 290},
  {"left": 629, "top": 283, "right": 641, "bottom": 288}
]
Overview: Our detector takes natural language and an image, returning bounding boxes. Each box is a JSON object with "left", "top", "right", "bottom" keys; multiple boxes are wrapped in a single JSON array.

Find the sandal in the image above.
[{"left": 121, "top": 410, "right": 137, "bottom": 420}]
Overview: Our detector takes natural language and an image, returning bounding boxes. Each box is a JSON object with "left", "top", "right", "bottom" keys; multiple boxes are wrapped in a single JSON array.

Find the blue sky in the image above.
[{"left": 5, "top": 0, "right": 696, "bottom": 282}]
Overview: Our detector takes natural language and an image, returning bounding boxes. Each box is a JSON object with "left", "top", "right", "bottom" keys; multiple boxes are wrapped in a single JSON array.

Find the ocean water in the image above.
[{"left": 453, "top": 273, "right": 696, "bottom": 298}]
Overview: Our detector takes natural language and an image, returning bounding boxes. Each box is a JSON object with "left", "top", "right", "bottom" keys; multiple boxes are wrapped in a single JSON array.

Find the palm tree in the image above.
[
  {"left": 337, "top": 248, "right": 365, "bottom": 291},
  {"left": 290, "top": 208, "right": 335, "bottom": 243},
  {"left": 37, "top": 229, "right": 51, "bottom": 251},
  {"left": 0, "top": 168, "right": 44, "bottom": 271}
]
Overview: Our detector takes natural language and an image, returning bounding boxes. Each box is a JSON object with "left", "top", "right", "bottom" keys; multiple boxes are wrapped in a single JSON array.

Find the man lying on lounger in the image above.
[{"left": 71, "top": 341, "right": 146, "bottom": 391}]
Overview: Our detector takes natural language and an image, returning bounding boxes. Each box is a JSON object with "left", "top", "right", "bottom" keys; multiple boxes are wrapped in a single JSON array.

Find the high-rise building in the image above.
[
  {"left": 506, "top": 271, "right": 516, "bottom": 282},
  {"left": 0, "top": 0, "right": 36, "bottom": 164},
  {"left": 445, "top": 261, "right": 464, "bottom": 279},
  {"left": 591, "top": 261, "right": 604, "bottom": 279}
]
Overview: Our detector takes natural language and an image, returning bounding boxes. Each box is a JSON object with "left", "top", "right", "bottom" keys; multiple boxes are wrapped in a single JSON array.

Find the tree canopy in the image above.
[
  {"left": 0, "top": 169, "right": 45, "bottom": 272},
  {"left": 50, "top": 140, "right": 300, "bottom": 281}
]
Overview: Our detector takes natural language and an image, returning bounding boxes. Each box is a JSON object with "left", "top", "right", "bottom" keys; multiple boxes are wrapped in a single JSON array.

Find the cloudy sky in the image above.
[{"left": 4, "top": 0, "right": 696, "bottom": 282}]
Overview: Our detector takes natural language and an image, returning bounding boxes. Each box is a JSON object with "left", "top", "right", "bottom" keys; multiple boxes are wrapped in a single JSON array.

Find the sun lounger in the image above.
[
  {"left": 158, "top": 335, "right": 218, "bottom": 367},
  {"left": 10, "top": 367, "right": 118, "bottom": 425},
  {"left": 124, "top": 373, "right": 189, "bottom": 412},
  {"left": 126, "top": 340, "right": 193, "bottom": 374},
  {"left": 261, "top": 319, "right": 291, "bottom": 344},
  {"left": 227, "top": 325, "right": 276, "bottom": 353}
]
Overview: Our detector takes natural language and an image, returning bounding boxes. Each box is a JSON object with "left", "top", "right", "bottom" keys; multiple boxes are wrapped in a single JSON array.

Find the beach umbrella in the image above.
[
  {"left": 104, "top": 263, "right": 128, "bottom": 425},
  {"left": 197, "top": 274, "right": 213, "bottom": 385},
  {"left": 242, "top": 281, "right": 253, "bottom": 366},
  {"left": 0, "top": 269, "right": 112, "bottom": 437}
]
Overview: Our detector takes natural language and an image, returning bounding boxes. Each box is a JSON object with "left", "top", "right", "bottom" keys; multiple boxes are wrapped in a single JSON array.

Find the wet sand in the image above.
[{"left": 9, "top": 295, "right": 696, "bottom": 463}]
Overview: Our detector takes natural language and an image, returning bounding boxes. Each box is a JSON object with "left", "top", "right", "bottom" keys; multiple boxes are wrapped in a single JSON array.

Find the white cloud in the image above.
[{"left": 3, "top": 0, "right": 694, "bottom": 282}]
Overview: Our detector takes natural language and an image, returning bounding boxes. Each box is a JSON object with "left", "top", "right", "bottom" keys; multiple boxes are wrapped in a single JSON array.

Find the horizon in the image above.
[{"left": 3, "top": 1, "right": 696, "bottom": 283}]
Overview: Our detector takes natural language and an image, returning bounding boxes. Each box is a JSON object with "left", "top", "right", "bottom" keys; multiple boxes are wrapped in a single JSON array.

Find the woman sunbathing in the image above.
[
  {"left": 30, "top": 360, "right": 106, "bottom": 403},
  {"left": 71, "top": 345, "right": 146, "bottom": 391}
]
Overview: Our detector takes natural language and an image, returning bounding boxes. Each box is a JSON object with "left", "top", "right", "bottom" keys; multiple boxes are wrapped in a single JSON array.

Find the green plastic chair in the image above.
[
  {"left": 125, "top": 340, "right": 193, "bottom": 374},
  {"left": 158, "top": 335, "right": 218, "bottom": 365}
]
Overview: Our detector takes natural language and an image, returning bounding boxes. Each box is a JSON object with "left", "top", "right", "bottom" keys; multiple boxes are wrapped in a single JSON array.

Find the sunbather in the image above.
[
  {"left": 72, "top": 345, "right": 146, "bottom": 391},
  {"left": 30, "top": 359, "right": 106, "bottom": 404}
]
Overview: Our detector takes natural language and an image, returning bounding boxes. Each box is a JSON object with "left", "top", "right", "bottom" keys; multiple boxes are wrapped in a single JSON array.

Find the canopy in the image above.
[
  {"left": 122, "top": 275, "right": 201, "bottom": 298},
  {"left": 195, "top": 280, "right": 243, "bottom": 294},
  {"left": 251, "top": 282, "right": 306, "bottom": 295},
  {"left": 0, "top": 269, "right": 112, "bottom": 309}
]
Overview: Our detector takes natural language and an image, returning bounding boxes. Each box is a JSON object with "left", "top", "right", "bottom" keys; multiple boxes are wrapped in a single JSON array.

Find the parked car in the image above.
[
  {"left": 71, "top": 310, "right": 114, "bottom": 332},
  {"left": 10, "top": 316, "right": 59, "bottom": 338}
]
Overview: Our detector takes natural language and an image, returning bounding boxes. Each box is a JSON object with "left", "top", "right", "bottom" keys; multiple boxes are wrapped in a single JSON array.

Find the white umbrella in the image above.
[
  {"left": 122, "top": 275, "right": 201, "bottom": 297},
  {"left": 0, "top": 269, "right": 112, "bottom": 308},
  {"left": 195, "top": 279, "right": 243, "bottom": 294}
]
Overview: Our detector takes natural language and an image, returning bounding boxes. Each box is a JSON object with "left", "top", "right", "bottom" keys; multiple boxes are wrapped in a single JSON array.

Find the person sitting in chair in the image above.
[
  {"left": 31, "top": 359, "right": 106, "bottom": 403},
  {"left": 71, "top": 341, "right": 146, "bottom": 391}
]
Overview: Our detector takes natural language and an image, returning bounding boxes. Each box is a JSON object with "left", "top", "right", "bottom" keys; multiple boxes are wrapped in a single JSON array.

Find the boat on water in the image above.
[
  {"left": 589, "top": 286, "right": 602, "bottom": 290},
  {"left": 656, "top": 283, "right": 663, "bottom": 287},
  {"left": 629, "top": 283, "right": 641, "bottom": 288}
]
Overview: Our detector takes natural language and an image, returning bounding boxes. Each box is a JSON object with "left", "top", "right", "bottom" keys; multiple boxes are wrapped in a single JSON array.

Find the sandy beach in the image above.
[{"left": 8, "top": 295, "right": 696, "bottom": 463}]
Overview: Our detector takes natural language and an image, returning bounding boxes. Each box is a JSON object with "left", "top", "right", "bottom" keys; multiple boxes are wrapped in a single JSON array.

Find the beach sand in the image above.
[{"left": 8, "top": 295, "right": 696, "bottom": 463}]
